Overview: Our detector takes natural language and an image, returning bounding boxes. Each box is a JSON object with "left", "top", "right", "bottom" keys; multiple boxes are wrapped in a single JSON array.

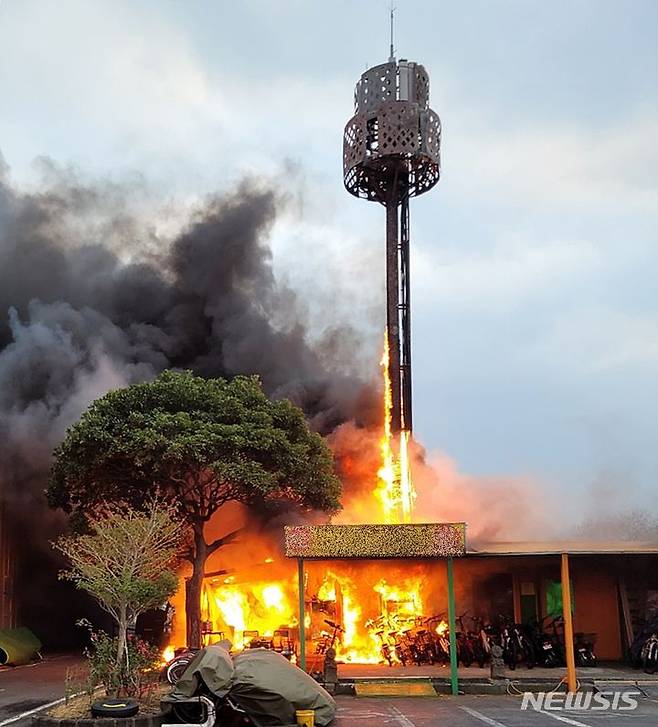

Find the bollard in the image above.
[
  {"left": 323, "top": 647, "right": 338, "bottom": 693},
  {"left": 490, "top": 644, "right": 505, "bottom": 680},
  {"left": 296, "top": 709, "right": 315, "bottom": 727}
]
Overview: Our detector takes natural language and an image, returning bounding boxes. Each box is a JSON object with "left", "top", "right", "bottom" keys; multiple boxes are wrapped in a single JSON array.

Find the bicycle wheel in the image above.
[{"left": 166, "top": 655, "right": 193, "bottom": 685}]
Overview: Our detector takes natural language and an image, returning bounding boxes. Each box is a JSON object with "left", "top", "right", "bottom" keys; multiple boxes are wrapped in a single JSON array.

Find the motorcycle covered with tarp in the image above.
[{"left": 162, "top": 643, "right": 336, "bottom": 727}]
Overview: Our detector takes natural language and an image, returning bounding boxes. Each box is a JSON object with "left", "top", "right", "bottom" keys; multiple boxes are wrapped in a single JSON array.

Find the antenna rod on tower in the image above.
[{"left": 389, "top": 4, "right": 396, "bottom": 62}]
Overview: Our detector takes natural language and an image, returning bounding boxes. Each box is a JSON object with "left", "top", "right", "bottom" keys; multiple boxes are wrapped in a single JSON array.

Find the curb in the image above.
[
  {"left": 336, "top": 677, "right": 611, "bottom": 696},
  {"left": 32, "top": 711, "right": 171, "bottom": 727}
]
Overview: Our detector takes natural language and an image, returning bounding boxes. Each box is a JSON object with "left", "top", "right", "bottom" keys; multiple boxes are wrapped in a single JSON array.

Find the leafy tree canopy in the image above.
[
  {"left": 48, "top": 370, "right": 342, "bottom": 528},
  {"left": 55, "top": 500, "right": 181, "bottom": 626}
]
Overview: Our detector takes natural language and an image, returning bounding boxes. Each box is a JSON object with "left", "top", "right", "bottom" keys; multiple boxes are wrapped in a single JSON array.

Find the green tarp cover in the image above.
[
  {"left": 232, "top": 650, "right": 335, "bottom": 726},
  {"left": 164, "top": 645, "right": 336, "bottom": 727},
  {"left": 164, "top": 643, "right": 235, "bottom": 700}
]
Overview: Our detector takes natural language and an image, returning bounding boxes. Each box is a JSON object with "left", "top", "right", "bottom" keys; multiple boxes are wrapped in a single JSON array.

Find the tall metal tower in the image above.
[{"left": 343, "top": 37, "right": 441, "bottom": 437}]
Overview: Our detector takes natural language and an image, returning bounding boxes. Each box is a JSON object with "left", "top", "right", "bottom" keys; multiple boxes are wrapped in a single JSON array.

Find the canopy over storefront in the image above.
[
  {"left": 285, "top": 522, "right": 467, "bottom": 694},
  {"left": 468, "top": 541, "right": 658, "bottom": 556}
]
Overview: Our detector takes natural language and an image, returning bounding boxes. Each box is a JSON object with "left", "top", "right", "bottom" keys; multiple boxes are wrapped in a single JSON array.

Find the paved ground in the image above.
[
  {"left": 334, "top": 694, "right": 658, "bottom": 726},
  {"left": 3, "top": 657, "right": 658, "bottom": 726},
  {"left": 0, "top": 656, "right": 82, "bottom": 726}
]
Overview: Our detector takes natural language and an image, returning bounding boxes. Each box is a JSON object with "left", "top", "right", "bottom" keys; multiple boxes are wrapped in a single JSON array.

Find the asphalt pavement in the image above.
[
  {"left": 0, "top": 656, "right": 83, "bottom": 726},
  {"left": 334, "top": 694, "right": 658, "bottom": 726},
  {"left": 3, "top": 658, "right": 658, "bottom": 726}
]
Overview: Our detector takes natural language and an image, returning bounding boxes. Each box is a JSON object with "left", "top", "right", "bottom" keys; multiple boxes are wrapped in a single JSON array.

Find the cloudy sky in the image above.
[{"left": 1, "top": 0, "right": 657, "bottom": 512}]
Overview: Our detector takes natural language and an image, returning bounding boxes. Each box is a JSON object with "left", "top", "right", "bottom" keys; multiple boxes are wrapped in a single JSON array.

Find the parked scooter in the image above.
[
  {"left": 641, "top": 631, "right": 658, "bottom": 674},
  {"left": 574, "top": 632, "right": 597, "bottom": 667},
  {"left": 630, "top": 614, "right": 658, "bottom": 674},
  {"left": 496, "top": 615, "right": 534, "bottom": 670},
  {"left": 315, "top": 619, "right": 344, "bottom": 654},
  {"left": 367, "top": 619, "right": 396, "bottom": 666},
  {"left": 426, "top": 614, "right": 451, "bottom": 664},
  {"left": 525, "top": 617, "right": 562, "bottom": 668},
  {"left": 472, "top": 616, "right": 493, "bottom": 666}
]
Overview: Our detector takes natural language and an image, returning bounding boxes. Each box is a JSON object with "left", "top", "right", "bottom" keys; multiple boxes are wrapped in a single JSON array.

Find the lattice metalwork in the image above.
[
  {"left": 284, "top": 523, "right": 466, "bottom": 560},
  {"left": 412, "top": 65, "right": 430, "bottom": 110},
  {"left": 343, "top": 60, "right": 441, "bottom": 205},
  {"left": 354, "top": 62, "right": 397, "bottom": 115}
]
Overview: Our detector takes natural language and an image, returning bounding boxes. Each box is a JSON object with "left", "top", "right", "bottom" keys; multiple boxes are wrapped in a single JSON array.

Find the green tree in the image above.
[
  {"left": 55, "top": 500, "right": 181, "bottom": 689},
  {"left": 48, "top": 370, "right": 341, "bottom": 647}
]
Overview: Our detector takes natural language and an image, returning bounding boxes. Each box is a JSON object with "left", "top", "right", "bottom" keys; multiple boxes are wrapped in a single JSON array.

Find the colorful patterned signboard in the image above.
[{"left": 284, "top": 523, "right": 466, "bottom": 559}]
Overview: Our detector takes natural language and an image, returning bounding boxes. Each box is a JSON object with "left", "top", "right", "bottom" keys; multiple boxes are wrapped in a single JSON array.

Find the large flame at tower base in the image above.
[{"left": 376, "top": 332, "right": 416, "bottom": 524}]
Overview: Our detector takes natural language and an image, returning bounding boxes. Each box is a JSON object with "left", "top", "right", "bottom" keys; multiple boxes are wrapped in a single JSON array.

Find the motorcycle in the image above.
[
  {"left": 367, "top": 619, "right": 396, "bottom": 666},
  {"left": 496, "top": 617, "right": 519, "bottom": 670},
  {"left": 495, "top": 615, "right": 535, "bottom": 670},
  {"left": 468, "top": 619, "right": 487, "bottom": 669},
  {"left": 473, "top": 616, "right": 493, "bottom": 666},
  {"left": 315, "top": 619, "right": 344, "bottom": 655},
  {"left": 455, "top": 613, "right": 477, "bottom": 667},
  {"left": 526, "top": 617, "right": 562, "bottom": 668},
  {"left": 630, "top": 614, "right": 658, "bottom": 668},
  {"left": 574, "top": 632, "right": 597, "bottom": 667},
  {"left": 641, "top": 632, "right": 658, "bottom": 674}
]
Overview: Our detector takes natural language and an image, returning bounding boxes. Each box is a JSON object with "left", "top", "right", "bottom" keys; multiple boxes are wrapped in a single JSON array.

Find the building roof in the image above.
[{"left": 467, "top": 541, "right": 658, "bottom": 556}]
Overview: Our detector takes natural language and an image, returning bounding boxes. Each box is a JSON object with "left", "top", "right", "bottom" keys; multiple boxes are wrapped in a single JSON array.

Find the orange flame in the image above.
[
  {"left": 210, "top": 578, "right": 297, "bottom": 650},
  {"left": 161, "top": 645, "right": 176, "bottom": 665},
  {"left": 376, "top": 332, "right": 416, "bottom": 524}
]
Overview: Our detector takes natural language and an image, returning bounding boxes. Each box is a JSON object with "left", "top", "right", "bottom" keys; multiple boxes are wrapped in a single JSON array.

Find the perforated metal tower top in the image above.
[{"left": 343, "top": 59, "right": 441, "bottom": 204}]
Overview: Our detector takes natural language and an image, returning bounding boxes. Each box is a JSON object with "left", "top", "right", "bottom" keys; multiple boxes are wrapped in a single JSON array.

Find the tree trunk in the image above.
[
  {"left": 185, "top": 526, "right": 207, "bottom": 648},
  {"left": 114, "top": 604, "right": 128, "bottom": 696}
]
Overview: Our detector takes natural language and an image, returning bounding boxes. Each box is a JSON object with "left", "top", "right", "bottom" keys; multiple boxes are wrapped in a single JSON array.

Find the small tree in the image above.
[
  {"left": 55, "top": 500, "right": 182, "bottom": 689},
  {"left": 49, "top": 370, "right": 341, "bottom": 647}
]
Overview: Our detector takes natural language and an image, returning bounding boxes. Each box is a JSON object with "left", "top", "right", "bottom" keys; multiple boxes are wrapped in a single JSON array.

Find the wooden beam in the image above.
[
  {"left": 447, "top": 557, "right": 459, "bottom": 696},
  {"left": 618, "top": 578, "right": 635, "bottom": 649},
  {"left": 298, "top": 558, "right": 306, "bottom": 672}
]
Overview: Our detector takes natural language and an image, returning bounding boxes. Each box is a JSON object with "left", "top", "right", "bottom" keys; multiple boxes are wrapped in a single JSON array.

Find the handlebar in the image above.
[{"left": 324, "top": 619, "right": 345, "bottom": 632}]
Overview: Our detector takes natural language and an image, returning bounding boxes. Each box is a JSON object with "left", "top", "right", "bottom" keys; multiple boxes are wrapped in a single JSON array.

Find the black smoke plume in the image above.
[{"left": 0, "top": 158, "right": 377, "bottom": 645}]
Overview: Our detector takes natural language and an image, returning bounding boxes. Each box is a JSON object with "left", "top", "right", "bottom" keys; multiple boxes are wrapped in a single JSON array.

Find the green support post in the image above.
[
  {"left": 447, "top": 557, "right": 459, "bottom": 695},
  {"left": 298, "top": 557, "right": 306, "bottom": 672}
]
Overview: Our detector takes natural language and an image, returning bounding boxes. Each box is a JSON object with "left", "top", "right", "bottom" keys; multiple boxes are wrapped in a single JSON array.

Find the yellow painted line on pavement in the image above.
[{"left": 355, "top": 680, "right": 436, "bottom": 697}]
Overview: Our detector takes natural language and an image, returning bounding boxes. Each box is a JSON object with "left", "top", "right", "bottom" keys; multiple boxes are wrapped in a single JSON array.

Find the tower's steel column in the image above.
[
  {"left": 399, "top": 193, "right": 412, "bottom": 432},
  {"left": 386, "top": 199, "right": 402, "bottom": 434}
]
